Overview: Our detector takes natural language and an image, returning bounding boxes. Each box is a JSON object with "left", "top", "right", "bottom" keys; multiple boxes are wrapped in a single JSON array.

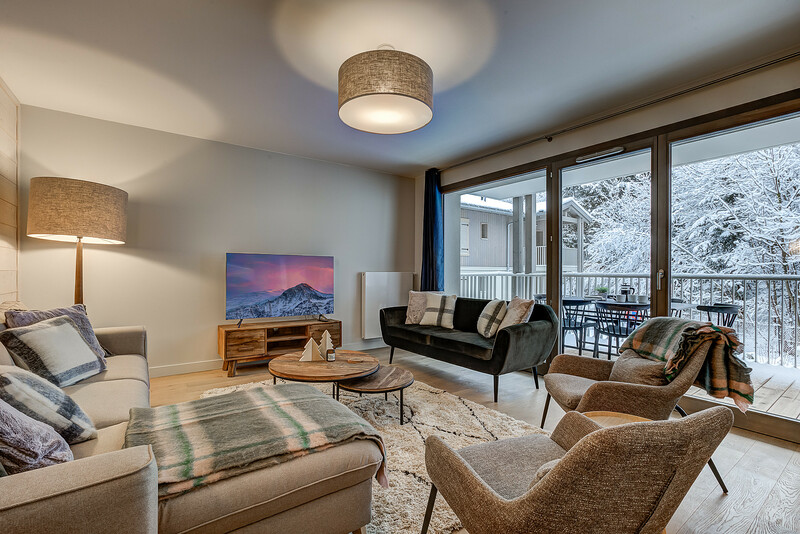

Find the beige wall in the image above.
[
  {"left": 0, "top": 77, "right": 18, "bottom": 301},
  {"left": 18, "top": 106, "right": 415, "bottom": 376},
  {"left": 442, "top": 57, "right": 800, "bottom": 187}
]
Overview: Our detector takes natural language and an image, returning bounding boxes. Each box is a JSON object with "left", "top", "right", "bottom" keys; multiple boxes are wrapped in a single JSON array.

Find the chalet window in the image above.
[{"left": 480, "top": 222, "right": 489, "bottom": 239}]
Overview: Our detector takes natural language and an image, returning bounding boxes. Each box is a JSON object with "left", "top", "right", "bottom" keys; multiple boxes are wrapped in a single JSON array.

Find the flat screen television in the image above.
[{"left": 225, "top": 253, "right": 334, "bottom": 320}]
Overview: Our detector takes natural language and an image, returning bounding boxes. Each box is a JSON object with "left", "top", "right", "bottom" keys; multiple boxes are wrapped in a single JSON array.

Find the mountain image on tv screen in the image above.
[{"left": 226, "top": 253, "right": 334, "bottom": 319}]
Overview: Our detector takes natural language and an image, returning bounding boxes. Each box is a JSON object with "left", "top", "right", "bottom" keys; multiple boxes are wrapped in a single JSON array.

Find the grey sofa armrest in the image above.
[
  {"left": 380, "top": 306, "right": 408, "bottom": 341},
  {"left": 0, "top": 445, "right": 158, "bottom": 534},
  {"left": 95, "top": 326, "right": 147, "bottom": 358}
]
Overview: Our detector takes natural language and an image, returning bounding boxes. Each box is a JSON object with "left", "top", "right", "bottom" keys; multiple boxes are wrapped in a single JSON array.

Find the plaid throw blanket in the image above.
[
  {"left": 620, "top": 317, "right": 754, "bottom": 412},
  {"left": 124, "top": 384, "right": 388, "bottom": 499}
]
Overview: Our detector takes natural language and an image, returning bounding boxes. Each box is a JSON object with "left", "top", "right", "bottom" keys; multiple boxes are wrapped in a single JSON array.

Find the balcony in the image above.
[{"left": 459, "top": 271, "right": 800, "bottom": 421}]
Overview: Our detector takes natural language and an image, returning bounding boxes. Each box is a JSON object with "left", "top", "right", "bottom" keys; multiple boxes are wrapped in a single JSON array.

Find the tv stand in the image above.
[
  {"left": 218, "top": 318, "right": 342, "bottom": 377},
  {"left": 317, "top": 314, "right": 331, "bottom": 322}
]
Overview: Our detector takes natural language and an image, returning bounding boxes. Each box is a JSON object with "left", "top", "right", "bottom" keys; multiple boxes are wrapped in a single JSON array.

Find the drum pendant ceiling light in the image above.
[{"left": 338, "top": 46, "right": 433, "bottom": 134}]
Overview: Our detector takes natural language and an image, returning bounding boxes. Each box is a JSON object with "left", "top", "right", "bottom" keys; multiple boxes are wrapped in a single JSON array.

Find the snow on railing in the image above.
[{"left": 459, "top": 271, "right": 800, "bottom": 369}]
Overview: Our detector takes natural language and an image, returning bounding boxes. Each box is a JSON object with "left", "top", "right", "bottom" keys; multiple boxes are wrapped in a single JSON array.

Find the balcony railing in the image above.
[{"left": 459, "top": 271, "right": 800, "bottom": 369}]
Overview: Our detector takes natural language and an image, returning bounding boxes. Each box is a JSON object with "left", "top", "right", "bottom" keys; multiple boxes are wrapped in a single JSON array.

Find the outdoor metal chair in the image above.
[
  {"left": 561, "top": 297, "right": 597, "bottom": 357},
  {"left": 593, "top": 302, "right": 649, "bottom": 359},
  {"left": 696, "top": 303, "right": 740, "bottom": 328}
]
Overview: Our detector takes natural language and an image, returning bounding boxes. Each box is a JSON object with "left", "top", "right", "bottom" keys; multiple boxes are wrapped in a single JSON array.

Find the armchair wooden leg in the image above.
[
  {"left": 675, "top": 404, "right": 729, "bottom": 494},
  {"left": 389, "top": 346, "right": 395, "bottom": 364},
  {"left": 420, "top": 485, "right": 437, "bottom": 534},
  {"left": 540, "top": 393, "right": 551, "bottom": 428},
  {"left": 532, "top": 366, "right": 539, "bottom": 389},
  {"left": 493, "top": 375, "right": 499, "bottom": 403}
]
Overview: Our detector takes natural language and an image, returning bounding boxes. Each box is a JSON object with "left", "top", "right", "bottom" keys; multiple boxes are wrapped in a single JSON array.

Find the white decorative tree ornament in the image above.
[
  {"left": 319, "top": 330, "right": 334, "bottom": 356},
  {"left": 300, "top": 338, "right": 323, "bottom": 362}
]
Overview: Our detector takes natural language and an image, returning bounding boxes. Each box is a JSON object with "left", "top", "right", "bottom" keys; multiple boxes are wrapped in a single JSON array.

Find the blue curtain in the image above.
[{"left": 421, "top": 168, "right": 444, "bottom": 291}]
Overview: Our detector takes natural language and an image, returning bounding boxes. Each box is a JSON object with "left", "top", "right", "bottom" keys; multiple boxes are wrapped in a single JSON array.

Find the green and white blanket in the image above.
[
  {"left": 124, "top": 384, "right": 388, "bottom": 499},
  {"left": 620, "top": 317, "right": 754, "bottom": 412}
]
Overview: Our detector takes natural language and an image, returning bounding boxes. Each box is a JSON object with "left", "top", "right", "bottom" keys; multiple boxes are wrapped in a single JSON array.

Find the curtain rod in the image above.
[{"left": 440, "top": 49, "right": 800, "bottom": 172}]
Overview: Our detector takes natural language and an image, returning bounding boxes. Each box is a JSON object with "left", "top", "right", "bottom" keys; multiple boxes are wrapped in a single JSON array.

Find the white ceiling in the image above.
[{"left": 1, "top": 0, "right": 799, "bottom": 178}]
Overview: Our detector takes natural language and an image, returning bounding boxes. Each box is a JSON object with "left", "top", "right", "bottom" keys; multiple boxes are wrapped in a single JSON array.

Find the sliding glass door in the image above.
[
  {"left": 670, "top": 112, "right": 800, "bottom": 421},
  {"left": 555, "top": 147, "right": 654, "bottom": 356}
]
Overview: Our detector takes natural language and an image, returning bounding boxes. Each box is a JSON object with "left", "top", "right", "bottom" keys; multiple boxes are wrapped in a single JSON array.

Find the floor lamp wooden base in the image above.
[{"left": 74, "top": 238, "right": 83, "bottom": 305}]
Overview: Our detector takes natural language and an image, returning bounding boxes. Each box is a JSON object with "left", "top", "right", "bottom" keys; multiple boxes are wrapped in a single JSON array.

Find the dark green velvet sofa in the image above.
[{"left": 380, "top": 298, "right": 559, "bottom": 402}]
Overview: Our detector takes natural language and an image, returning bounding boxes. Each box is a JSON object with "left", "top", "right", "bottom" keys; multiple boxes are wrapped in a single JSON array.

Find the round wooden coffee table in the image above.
[
  {"left": 337, "top": 366, "right": 415, "bottom": 425},
  {"left": 268, "top": 350, "right": 380, "bottom": 398}
]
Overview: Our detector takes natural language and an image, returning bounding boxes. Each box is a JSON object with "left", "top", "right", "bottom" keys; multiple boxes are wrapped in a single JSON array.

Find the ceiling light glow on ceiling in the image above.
[{"left": 338, "top": 47, "right": 433, "bottom": 134}]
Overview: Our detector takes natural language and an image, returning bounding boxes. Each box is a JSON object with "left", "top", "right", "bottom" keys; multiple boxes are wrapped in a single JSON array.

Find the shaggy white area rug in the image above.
[{"left": 203, "top": 377, "right": 546, "bottom": 534}]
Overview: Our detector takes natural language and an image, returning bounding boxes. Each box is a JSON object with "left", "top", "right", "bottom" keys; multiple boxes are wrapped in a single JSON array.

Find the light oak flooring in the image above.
[{"left": 151, "top": 347, "right": 800, "bottom": 534}]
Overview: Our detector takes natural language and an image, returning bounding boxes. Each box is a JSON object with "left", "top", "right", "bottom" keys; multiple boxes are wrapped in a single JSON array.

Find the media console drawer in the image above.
[{"left": 218, "top": 319, "right": 343, "bottom": 377}]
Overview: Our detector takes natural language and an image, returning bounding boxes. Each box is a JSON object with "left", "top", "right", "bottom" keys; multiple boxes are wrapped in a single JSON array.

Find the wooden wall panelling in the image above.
[{"left": 0, "top": 80, "right": 18, "bottom": 301}]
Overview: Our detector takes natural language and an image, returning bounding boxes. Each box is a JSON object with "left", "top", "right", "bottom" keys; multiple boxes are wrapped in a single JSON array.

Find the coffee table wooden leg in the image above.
[
  {"left": 384, "top": 392, "right": 388, "bottom": 401},
  {"left": 400, "top": 389, "right": 404, "bottom": 425}
]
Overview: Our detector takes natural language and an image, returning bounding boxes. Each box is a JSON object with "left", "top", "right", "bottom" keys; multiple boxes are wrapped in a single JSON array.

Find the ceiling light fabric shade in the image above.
[
  {"left": 27, "top": 177, "right": 128, "bottom": 245},
  {"left": 338, "top": 49, "right": 433, "bottom": 134}
]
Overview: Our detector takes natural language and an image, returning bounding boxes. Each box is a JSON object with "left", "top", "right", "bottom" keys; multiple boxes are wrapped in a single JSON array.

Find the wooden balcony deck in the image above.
[{"left": 685, "top": 361, "right": 800, "bottom": 421}]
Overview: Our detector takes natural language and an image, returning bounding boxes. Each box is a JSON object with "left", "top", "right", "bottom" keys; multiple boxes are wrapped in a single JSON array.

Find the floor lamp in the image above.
[{"left": 26, "top": 177, "right": 128, "bottom": 305}]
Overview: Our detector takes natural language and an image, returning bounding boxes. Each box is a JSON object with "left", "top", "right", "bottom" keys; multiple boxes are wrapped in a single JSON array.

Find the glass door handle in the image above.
[{"left": 657, "top": 269, "right": 665, "bottom": 291}]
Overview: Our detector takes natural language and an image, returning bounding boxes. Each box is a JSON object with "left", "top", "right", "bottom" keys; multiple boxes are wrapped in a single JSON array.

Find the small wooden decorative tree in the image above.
[{"left": 300, "top": 338, "right": 323, "bottom": 362}]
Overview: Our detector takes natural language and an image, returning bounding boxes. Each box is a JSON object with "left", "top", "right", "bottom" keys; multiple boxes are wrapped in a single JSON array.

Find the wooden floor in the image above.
[{"left": 151, "top": 347, "right": 800, "bottom": 534}]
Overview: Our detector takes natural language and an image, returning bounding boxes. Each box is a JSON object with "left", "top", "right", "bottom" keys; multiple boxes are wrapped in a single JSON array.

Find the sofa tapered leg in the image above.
[
  {"left": 389, "top": 346, "right": 395, "bottom": 364},
  {"left": 532, "top": 367, "right": 539, "bottom": 389},
  {"left": 540, "top": 393, "right": 551, "bottom": 428},
  {"left": 675, "top": 404, "right": 728, "bottom": 493},
  {"left": 493, "top": 375, "right": 499, "bottom": 403},
  {"left": 420, "top": 485, "right": 437, "bottom": 534}
]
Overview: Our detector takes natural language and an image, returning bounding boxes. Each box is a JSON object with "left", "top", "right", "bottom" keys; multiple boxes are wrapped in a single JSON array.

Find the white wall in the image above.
[{"left": 18, "top": 106, "right": 415, "bottom": 376}]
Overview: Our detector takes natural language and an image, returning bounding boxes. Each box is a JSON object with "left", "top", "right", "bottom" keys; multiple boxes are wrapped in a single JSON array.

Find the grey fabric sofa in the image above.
[
  {"left": 381, "top": 298, "right": 559, "bottom": 402},
  {"left": 0, "top": 326, "right": 382, "bottom": 534}
]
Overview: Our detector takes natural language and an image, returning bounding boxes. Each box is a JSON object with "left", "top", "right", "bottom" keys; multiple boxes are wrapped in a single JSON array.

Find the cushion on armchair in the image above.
[{"left": 608, "top": 350, "right": 668, "bottom": 386}]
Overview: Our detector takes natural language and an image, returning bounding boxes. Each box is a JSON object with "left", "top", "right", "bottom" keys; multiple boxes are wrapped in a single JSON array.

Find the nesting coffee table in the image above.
[
  {"left": 338, "top": 366, "right": 415, "bottom": 425},
  {"left": 268, "top": 350, "right": 380, "bottom": 398},
  {"left": 268, "top": 350, "right": 415, "bottom": 424}
]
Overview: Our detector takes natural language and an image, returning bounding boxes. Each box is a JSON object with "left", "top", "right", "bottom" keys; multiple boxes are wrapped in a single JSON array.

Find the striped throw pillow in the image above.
[
  {"left": 419, "top": 294, "right": 457, "bottom": 329},
  {"left": 477, "top": 300, "right": 508, "bottom": 338},
  {"left": 0, "top": 316, "right": 106, "bottom": 387},
  {"left": 0, "top": 365, "right": 97, "bottom": 444}
]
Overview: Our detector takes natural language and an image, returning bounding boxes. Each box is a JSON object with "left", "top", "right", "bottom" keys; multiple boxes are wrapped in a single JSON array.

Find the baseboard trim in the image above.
[
  {"left": 148, "top": 340, "right": 388, "bottom": 378},
  {"left": 149, "top": 359, "right": 222, "bottom": 378}
]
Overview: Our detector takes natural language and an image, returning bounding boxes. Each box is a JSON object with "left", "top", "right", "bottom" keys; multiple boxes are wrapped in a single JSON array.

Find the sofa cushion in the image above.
[
  {"left": 70, "top": 422, "right": 128, "bottom": 460},
  {"left": 0, "top": 398, "right": 73, "bottom": 474},
  {"left": 543, "top": 373, "right": 597, "bottom": 410},
  {"left": 5, "top": 304, "right": 107, "bottom": 361},
  {"left": 0, "top": 316, "right": 106, "bottom": 387},
  {"left": 609, "top": 350, "right": 668, "bottom": 386},
  {"left": 0, "top": 344, "right": 12, "bottom": 367},
  {"left": 429, "top": 330, "right": 495, "bottom": 360},
  {"left": 0, "top": 365, "right": 97, "bottom": 444},
  {"left": 63, "top": 379, "right": 149, "bottom": 429},
  {"left": 419, "top": 294, "right": 456, "bottom": 329},
  {"left": 453, "top": 297, "right": 490, "bottom": 333},
  {"left": 477, "top": 299, "right": 507, "bottom": 339},
  {"left": 405, "top": 290, "right": 440, "bottom": 324},
  {"left": 76, "top": 354, "right": 149, "bottom": 387},
  {"left": 389, "top": 324, "right": 461, "bottom": 345},
  {"left": 157, "top": 439, "right": 383, "bottom": 534},
  {"left": 498, "top": 297, "right": 535, "bottom": 330}
]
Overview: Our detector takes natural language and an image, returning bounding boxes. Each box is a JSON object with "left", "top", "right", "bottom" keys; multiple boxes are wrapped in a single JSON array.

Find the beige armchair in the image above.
[
  {"left": 540, "top": 341, "right": 729, "bottom": 492},
  {"left": 421, "top": 407, "right": 733, "bottom": 534}
]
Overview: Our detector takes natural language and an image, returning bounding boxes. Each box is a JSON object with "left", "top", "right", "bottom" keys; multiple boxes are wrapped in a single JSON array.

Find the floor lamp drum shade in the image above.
[
  {"left": 27, "top": 177, "right": 128, "bottom": 245},
  {"left": 338, "top": 49, "right": 433, "bottom": 134}
]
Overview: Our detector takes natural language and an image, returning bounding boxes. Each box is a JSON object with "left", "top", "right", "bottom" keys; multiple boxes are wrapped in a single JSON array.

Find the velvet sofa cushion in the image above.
[
  {"left": 453, "top": 297, "right": 491, "bottom": 333},
  {"left": 429, "top": 330, "right": 494, "bottom": 360}
]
